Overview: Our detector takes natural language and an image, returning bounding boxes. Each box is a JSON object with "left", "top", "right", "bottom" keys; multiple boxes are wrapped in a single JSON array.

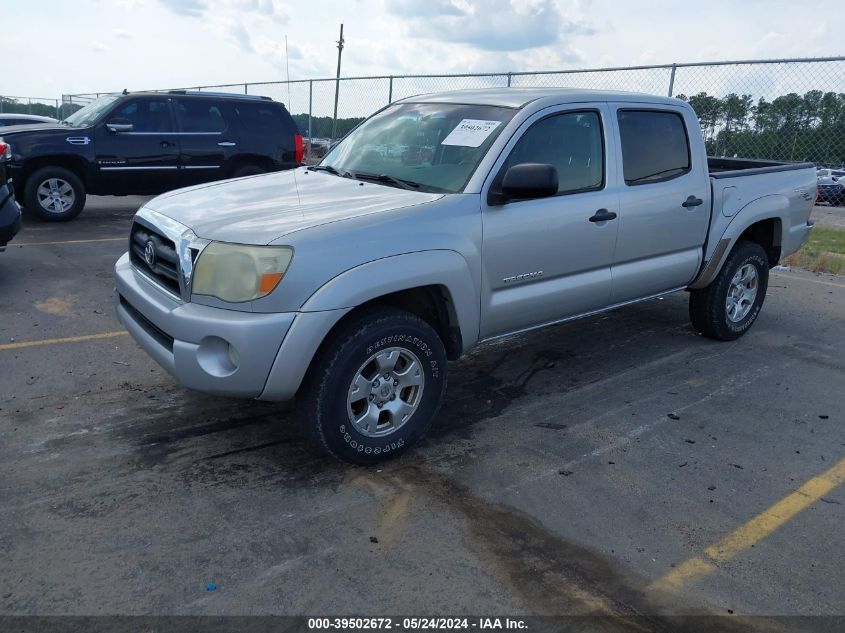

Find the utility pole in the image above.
[{"left": 331, "top": 23, "right": 344, "bottom": 141}]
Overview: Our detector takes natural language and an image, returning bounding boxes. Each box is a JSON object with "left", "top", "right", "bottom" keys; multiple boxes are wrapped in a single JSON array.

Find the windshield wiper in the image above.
[
  {"left": 307, "top": 165, "right": 352, "bottom": 178},
  {"left": 351, "top": 172, "right": 421, "bottom": 191}
]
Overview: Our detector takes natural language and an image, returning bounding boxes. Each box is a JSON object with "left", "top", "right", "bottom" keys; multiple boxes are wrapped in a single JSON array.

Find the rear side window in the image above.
[
  {"left": 175, "top": 99, "right": 228, "bottom": 133},
  {"left": 234, "top": 102, "right": 297, "bottom": 137},
  {"left": 617, "top": 110, "right": 690, "bottom": 185},
  {"left": 505, "top": 111, "right": 604, "bottom": 194}
]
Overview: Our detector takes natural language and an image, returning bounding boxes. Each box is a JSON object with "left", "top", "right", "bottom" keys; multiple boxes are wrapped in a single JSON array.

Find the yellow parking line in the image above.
[
  {"left": 649, "top": 457, "right": 845, "bottom": 593},
  {"left": 771, "top": 271, "right": 845, "bottom": 289},
  {"left": 0, "top": 331, "right": 128, "bottom": 351},
  {"left": 15, "top": 237, "right": 126, "bottom": 247}
]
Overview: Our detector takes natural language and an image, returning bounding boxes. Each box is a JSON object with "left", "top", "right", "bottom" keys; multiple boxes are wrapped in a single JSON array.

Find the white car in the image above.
[{"left": 0, "top": 113, "right": 58, "bottom": 127}]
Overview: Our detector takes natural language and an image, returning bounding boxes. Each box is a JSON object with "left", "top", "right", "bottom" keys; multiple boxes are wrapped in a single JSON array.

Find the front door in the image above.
[
  {"left": 607, "top": 105, "right": 711, "bottom": 303},
  {"left": 94, "top": 97, "right": 180, "bottom": 194},
  {"left": 480, "top": 105, "right": 619, "bottom": 339}
]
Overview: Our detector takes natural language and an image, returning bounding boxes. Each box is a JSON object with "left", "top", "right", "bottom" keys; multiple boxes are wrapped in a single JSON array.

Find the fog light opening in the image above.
[
  {"left": 227, "top": 343, "right": 240, "bottom": 370},
  {"left": 196, "top": 336, "right": 239, "bottom": 378}
]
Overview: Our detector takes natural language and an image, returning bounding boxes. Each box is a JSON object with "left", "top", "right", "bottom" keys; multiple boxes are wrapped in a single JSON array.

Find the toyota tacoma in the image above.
[{"left": 114, "top": 88, "right": 815, "bottom": 463}]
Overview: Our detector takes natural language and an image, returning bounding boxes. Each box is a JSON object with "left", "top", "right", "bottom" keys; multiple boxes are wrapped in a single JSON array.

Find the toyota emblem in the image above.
[{"left": 144, "top": 240, "right": 157, "bottom": 267}]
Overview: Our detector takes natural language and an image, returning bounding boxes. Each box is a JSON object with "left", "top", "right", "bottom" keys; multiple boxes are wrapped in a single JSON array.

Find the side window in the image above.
[
  {"left": 234, "top": 102, "right": 292, "bottom": 138},
  {"left": 617, "top": 110, "right": 690, "bottom": 185},
  {"left": 176, "top": 99, "right": 228, "bottom": 133},
  {"left": 505, "top": 111, "right": 604, "bottom": 194},
  {"left": 110, "top": 99, "right": 172, "bottom": 133}
]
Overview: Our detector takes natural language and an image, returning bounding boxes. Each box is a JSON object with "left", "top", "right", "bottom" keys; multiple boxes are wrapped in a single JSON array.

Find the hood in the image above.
[{"left": 144, "top": 168, "right": 444, "bottom": 244}]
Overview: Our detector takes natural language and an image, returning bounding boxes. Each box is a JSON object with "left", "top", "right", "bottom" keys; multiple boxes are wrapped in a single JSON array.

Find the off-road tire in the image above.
[
  {"left": 689, "top": 240, "right": 769, "bottom": 341},
  {"left": 24, "top": 166, "right": 86, "bottom": 222},
  {"left": 297, "top": 307, "right": 448, "bottom": 464}
]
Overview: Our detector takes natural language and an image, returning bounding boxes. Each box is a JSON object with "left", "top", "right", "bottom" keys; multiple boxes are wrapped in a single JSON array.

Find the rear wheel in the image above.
[
  {"left": 297, "top": 307, "right": 448, "bottom": 464},
  {"left": 689, "top": 240, "right": 769, "bottom": 341},
  {"left": 24, "top": 166, "right": 86, "bottom": 222}
]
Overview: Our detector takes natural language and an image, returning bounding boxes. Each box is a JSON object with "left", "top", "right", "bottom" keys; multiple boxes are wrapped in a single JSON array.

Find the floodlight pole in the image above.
[{"left": 331, "top": 23, "right": 345, "bottom": 141}]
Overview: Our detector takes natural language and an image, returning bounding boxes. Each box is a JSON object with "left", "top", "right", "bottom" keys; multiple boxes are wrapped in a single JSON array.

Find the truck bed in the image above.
[
  {"left": 700, "top": 157, "right": 817, "bottom": 270},
  {"left": 708, "top": 156, "right": 815, "bottom": 178}
]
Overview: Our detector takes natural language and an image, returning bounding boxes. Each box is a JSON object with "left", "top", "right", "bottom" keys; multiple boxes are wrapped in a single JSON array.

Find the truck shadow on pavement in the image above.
[{"left": 102, "top": 293, "right": 702, "bottom": 487}]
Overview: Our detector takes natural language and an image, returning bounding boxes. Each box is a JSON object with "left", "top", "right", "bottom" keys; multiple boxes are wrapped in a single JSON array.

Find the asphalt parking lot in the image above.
[{"left": 1, "top": 198, "right": 844, "bottom": 628}]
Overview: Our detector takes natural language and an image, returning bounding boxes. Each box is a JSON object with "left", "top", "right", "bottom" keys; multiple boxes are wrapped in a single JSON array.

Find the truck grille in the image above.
[{"left": 129, "top": 221, "right": 181, "bottom": 297}]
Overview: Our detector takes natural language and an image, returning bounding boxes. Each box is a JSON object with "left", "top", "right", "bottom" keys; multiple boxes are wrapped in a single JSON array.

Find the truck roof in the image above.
[
  {"left": 93, "top": 91, "right": 274, "bottom": 102},
  {"left": 398, "top": 87, "right": 682, "bottom": 109}
]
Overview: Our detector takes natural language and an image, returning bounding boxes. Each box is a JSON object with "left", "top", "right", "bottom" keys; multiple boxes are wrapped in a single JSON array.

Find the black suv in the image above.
[
  {"left": 0, "top": 91, "right": 303, "bottom": 221},
  {"left": 0, "top": 141, "right": 22, "bottom": 250}
]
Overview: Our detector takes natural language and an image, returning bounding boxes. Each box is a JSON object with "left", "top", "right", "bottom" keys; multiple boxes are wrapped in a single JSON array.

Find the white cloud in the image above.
[
  {"left": 158, "top": 0, "right": 206, "bottom": 17},
  {"left": 228, "top": 24, "right": 255, "bottom": 53},
  {"left": 387, "top": 0, "right": 592, "bottom": 52},
  {"left": 3, "top": 0, "right": 844, "bottom": 117}
]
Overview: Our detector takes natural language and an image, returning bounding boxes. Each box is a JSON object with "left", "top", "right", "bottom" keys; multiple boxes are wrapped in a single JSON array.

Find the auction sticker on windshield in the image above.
[{"left": 441, "top": 119, "right": 502, "bottom": 147}]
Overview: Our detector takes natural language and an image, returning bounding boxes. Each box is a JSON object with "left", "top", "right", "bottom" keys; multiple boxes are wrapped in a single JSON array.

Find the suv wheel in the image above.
[
  {"left": 689, "top": 240, "right": 769, "bottom": 341},
  {"left": 297, "top": 307, "right": 448, "bottom": 464},
  {"left": 24, "top": 166, "right": 86, "bottom": 221}
]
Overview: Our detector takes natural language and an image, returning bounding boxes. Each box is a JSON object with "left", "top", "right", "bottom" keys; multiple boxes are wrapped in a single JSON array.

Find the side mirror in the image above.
[
  {"left": 107, "top": 118, "right": 133, "bottom": 133},
  {"left": 497, "top": 163, "right": 558, "bottom": 203}
]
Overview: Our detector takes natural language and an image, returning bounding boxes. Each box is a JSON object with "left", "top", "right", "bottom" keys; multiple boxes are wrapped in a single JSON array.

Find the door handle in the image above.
[
  {"left": 217, "top": 141, "right": 237, "bottom": 147},
  {"left": 682, "top": 195, "right": 704, "bottom": 208},
  {"left": 160, "top": 141, "right": 175, "bottom": 148},
  {"left": 588, "top": 208, "right": 617, "bottom": 223}
]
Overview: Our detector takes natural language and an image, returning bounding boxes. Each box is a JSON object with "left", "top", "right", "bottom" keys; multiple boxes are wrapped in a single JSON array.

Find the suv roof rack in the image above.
[{"left": 167, "top": 90, "right": 272, "bottom": 101}]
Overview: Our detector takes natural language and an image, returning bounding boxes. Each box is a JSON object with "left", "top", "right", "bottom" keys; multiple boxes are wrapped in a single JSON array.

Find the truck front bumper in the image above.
[{"left": 115, "top": 252, "right": 304, "bottom": 399}]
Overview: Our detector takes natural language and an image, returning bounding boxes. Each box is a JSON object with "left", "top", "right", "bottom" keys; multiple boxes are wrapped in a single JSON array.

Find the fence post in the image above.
[
  {"left": 667, "top": 63, "right": 677, "bottom": 97},
  {"left": 0, "top": 98, "right": 3, "bottom": 114},
  {"left": 507, "top": 72, "right": 512, "bottom": 87},
  {"left": 308, "top": 80, "right": 313, "bottom": 162},
  {"left": 244, "top": 83, "right": 248, "bottom": 95},
  {"left": 388, "top": 76, "right": 393, "bottom": 104}
]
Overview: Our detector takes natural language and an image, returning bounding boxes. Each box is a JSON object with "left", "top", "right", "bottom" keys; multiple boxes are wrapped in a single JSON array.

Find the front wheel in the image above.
[
  {"left": 297, "top": 307, "right": 448, "bottom": 464},
  {"left": 689, "top": 240, "right": 769, "bottom": 341},
  {"left": 24, "top": 166, "right": 86, "bottom": 221}
]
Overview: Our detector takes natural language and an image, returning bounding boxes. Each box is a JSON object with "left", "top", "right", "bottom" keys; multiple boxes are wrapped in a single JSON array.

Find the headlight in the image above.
[{"left": 191, "top": 242, "right": 293, "bottom": 303}]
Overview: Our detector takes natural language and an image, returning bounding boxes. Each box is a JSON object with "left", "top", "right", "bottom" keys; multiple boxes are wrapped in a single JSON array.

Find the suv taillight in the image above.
[
  {"left": 0, "top": 141, "right": 9, "bottom": 160},
  {"left": 294, "top": 134, "right": 303, "bottom": 164}
]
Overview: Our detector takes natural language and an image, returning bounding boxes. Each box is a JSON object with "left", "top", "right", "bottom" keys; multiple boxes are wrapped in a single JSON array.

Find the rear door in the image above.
[
  {"left": 480, "top": 104, "right": 619, "bottom": 339},
  {"left": 93, "top": 97, "right": 180, "bottom": 194},
  {"left": 173, "top": 97, "right": 239, "bottom": 184},
  {"left": 607, "top": 105, "right": 710, "bottom": 303},
  {"left": 233, "top": 101, "right": 298, "bottom": 170}
]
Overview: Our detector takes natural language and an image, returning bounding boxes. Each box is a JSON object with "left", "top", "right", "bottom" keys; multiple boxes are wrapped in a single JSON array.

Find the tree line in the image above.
[
  {"left": 0, "top": 96, "right": 65, "bottom": 119},
  {"left": 290, "top": 114, "right": 364, "bottom": 139},
  {"left": 676, "top": 90, "right": 845, "bottom": 166}
]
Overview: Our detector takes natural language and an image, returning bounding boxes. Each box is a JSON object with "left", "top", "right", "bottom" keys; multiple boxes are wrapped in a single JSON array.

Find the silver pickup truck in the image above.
[{"left": 114, "top": 88, "right": 815, "bottom": 463}]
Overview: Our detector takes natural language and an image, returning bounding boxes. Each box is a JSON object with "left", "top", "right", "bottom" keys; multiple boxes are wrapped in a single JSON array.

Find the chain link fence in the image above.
[
  {"left": 0, "top": 95, "right": 61, "bottom": 119},
  {"left": 52, "top": 56, "right": 845, "bottom": 167}
]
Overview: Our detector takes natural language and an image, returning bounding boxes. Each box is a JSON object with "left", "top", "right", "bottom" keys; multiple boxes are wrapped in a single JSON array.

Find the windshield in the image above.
[
  {"left": 320, "top": 103, "right": 516, "bottom": 193},
  {"left": 63, "top": 95, "right": 121, "bottom": 127}
]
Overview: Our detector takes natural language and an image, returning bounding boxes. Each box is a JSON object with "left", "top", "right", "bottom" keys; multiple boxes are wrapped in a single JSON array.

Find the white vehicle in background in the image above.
[{"left": 0, "top": 114, "right": 58, "bottom": 127}]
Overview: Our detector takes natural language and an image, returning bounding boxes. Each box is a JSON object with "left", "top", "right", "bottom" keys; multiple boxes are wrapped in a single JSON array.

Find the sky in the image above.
[{"left": 1, "top": 0, "right": 842, "bottom": 110}]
